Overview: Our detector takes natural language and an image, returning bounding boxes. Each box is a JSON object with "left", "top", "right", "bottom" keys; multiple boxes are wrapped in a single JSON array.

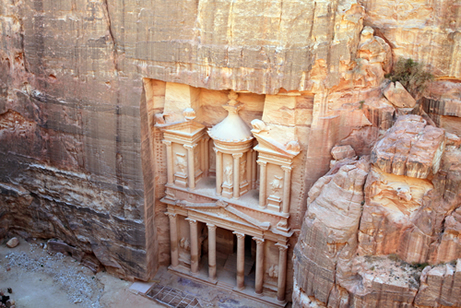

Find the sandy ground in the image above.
[
  {"left": 0, "top": 238, "right": 279, "bottom": 308},
  {"left": 0, "top": 237, "right": 163, "bottom": 308}
]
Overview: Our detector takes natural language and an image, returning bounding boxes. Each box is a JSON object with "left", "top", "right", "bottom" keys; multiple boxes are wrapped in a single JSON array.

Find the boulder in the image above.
[
  {"left": 384, "top": 81, "right": 417, "bottom": 108},
  {"left": 5, "top": 238, "right": 19, "bottom": 248},
  {"left": 331, "top": 145, "right": 356, "bottom": 160},
  {"left": 371, "top": 115, "right": 445, "bottom": 178}
]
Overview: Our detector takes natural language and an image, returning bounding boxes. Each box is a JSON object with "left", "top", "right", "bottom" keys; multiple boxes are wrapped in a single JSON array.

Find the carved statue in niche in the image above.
[
  {"left": 176, "top": 153, "right": 187, "bottom": 174},
  {"left": 270, "top": 175, "right": 283, "bottom": 196},
  {"left": 179, "top": 237, "right": 190, "bottom": 251},
  {"left": 240, "top": 160, "right": 246, "bottom": 183},
  {"left": 224, "top": 162, "right": 233, "bottom": 185},
  {"left": 267, "top": 264, "right": 279, "bottom": 278}
]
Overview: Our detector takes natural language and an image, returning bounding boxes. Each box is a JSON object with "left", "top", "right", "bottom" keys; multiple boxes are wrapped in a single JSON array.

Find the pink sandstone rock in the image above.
[
  {"left": 383, "top": 81, "right": 417, "bottom": 108},
  {"left": 371, "top": 115, "right": 445, "bottom": 178},
  {"left": 294, "top": 114, "right": 461, "bottom": 307},
  {"left": 6, "top": 237, "right": 19, "bottom": 248},
  {"left": 331, "top": 145, "right": 356, "bottom": 160}
]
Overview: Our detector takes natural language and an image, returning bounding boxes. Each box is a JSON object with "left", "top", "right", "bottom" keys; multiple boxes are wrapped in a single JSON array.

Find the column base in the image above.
[
  {"left": 207, "top": 277, "right": 218, "bottom": 284},
  {"left": 276, "top": 299, "right": 288, "bottom": 305},
  {"left": 168, "top": 265, "right": 286, "bottom": 307}
]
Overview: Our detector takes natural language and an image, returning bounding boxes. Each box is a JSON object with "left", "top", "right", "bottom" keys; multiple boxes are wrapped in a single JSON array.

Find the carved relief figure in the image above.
[
  {"left": 270, "top": 175, "right": 283, "bottom": 196},
  {"left": 267, "top": 265, "right": 279, "bottom": 278},
  {"left": 224, "top": 162, "right": 233, "bottom": 185},
  {"left": 179, "top": 237, "right": 190, "bottom": 251},
  {"left": 175, "top": 153, "right": 187, "bottom": 174}
]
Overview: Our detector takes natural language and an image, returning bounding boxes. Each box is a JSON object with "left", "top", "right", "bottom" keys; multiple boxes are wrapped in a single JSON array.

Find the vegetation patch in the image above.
[{"left": 385, "top": 58, "right": 434, "bottom": 99}]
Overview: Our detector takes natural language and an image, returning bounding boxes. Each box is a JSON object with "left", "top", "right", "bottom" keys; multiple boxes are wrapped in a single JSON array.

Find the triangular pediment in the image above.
[
  {"left": 183, "top": 202, "right": 270, "bottom": 231},
  {"left": 253, "top": 134, "right": 300, "bottom": 158},
  {"left": 158, "top": 120, "right": 205, "bottom": 137}
]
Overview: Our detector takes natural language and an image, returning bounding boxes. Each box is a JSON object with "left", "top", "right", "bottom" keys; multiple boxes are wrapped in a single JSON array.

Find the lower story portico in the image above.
[{"left": 163, "top": 191, "right": 291, "bottom": 306}]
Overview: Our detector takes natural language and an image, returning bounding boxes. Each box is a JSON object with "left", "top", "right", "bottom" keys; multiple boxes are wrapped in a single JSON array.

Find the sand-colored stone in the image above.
[
  {"left": 361, "top": 0, "right": 461, "bottom": 79},
  {"left": 293, "top": 157, "right": 369, "bottom": 304},
  {"left": 371, "top": 115, "right": 445, "bottom": 178},
  {"left": 330, "top": 145, "right": 356, "bottom": 161},
  {"left": 6, "top": 237, "right": 19, "bottom": 248},
  {"left": 415, "top": 262, "right": 461, "bottom": 307},
  {"left": 294, "top": 114, "right": 461, "bottom": 307},
  {"left": 0, "top": 0, "right": 460, "bottom": 305},
  {"left": 363, "top": 97, "right": 396, "bottom": 130},
  {"left": 383, "top": 81, "right": 417, "bottom": 108}
]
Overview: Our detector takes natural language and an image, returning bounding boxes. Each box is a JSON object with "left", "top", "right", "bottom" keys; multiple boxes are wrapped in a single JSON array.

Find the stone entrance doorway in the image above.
[{"left": 195, "top": 227, "right": 257, "bottom": 291}]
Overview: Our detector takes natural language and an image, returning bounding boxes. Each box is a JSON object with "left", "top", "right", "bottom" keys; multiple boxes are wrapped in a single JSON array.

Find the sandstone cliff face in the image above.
[
  {"left": 360, "top": 0, "right": 461, "bottom": 79},
  {"left": 1, "top": 0, "right": 461, "bottom": 287},
  {"left": 293, "top": 115, "right": 461, "bottom": 307}
]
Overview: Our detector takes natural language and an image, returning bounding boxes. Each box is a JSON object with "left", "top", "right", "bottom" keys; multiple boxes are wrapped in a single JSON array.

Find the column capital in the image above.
[
  {"left": 256, "top": 160, "right": 267, "bottom": 167},
  {"left": 162, "top": 140, "right": 172, "bottom": 146},
  {"left": 253, "top": 237, "right": 265, "bottom": 245},
  {"left": 206, "top": 223, "right": 217, "bottom": 231},
  {"left": 183, "top": 143, "right": 198, "bottom": 150},
  {"left": 275, "top": 243, "right": 289, "bottom": 251},
  {"left": 164, "top": 212, "right": 177, "bottom": 218},
  {"left": 281, "top": 165, "right": 292, "bottom": 172},
  {"left": 232, "top": 153, "right": 243, "bottom": 159},
  {"left": 233, "top": 231, "right": 245, "bottom": 239},
  {"left": 185, "top": 217, "right": 197, "bottom": 225}
]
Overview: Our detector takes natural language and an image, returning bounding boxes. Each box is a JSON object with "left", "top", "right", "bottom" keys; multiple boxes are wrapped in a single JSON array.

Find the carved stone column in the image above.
[
  {"left": 253, "top": 237, "right": 265, "bottom": 294},
  {"left": 252, "top": 149, "right": 257, "bottom": 189},
  {"left": 162, "top": 140, "right": 174, "bottom": 185},
  {"left": 187, "top": 218, "right": 199, "bottom": 274},
  {"left": 233, "top": 153, "right": 242, "bottom": 199},
  {"left": 166, "top": 212, "right": 179, "bottom": 267},
  {"left": 215, "top": 148, "right": 223, "bottom": 196},
  {"left": 281, "top": 166, "right": 292, "bottom": 214},
  {"left": 204, "top": 138, "right": 210, "bottom": 176},
  {"left": 257, "top": 160, "right": 267, "bottom": 208},
  {"left": 234, "top": 232, "right": 245, "bottom": 290},
  {"left": 184, "top": 144, "right": 196, "bottom": 189},
  {"left": 246, "top": 150, "right": 252, "bottom": 186},
  {"left": 200, "top": 139, "right": 206, "bottom": 176},
  {"left": 207, "top": 223, "right": 217, "bottom": 281},
  {"left": 275, "top": 243, "right": 289, "bottom": 302}
]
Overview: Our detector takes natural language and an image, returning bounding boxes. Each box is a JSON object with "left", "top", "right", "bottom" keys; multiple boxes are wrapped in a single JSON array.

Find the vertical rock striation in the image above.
[{"left": 294, "top": 115, "right": 461, "bottom": 307}]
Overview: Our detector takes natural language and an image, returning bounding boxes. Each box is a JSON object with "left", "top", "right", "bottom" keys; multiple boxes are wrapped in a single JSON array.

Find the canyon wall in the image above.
[
  {"left": 293, "top": 115, "right": 461, "bottom": 307},
  {"left": 1, "top": 0, "right": 460, "bottom": 291}
]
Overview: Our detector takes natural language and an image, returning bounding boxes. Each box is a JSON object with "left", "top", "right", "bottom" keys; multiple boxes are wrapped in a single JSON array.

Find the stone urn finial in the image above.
[
  {"left": 228, "top": 90, "right": 239, "bottom": 106},
  {"left": 183, "top": 107, "right": 196, "bottom": 121}
]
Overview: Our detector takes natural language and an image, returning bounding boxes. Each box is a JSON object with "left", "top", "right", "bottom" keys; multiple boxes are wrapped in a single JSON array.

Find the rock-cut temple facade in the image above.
[{"left": 154, "top": 86, "right": 304, "bottom": 305}]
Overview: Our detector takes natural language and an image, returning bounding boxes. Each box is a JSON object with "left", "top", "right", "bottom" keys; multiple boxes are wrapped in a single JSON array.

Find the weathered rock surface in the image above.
[
  {"left": 360, "top": 0, "right": 461, "bottom": 79},
  {"left": 294, "top": 115, "right": 461, "bottom": 307},
  {"left": 294, "top": 156, "right": 370, "bottom": 304},
  {"left": 371, "top": 115, "right": 445, "bottom": 179},
  {"left": 0, "top": 0, "right": 460, "bottom": 298},
  {"left": 331, "top": 145, "right": 356, "bottom": 161},
  {"left": 6, "top": 237, "right": 19, "bottom": 248},
  {"left": 384, "top": 81, "right": 417, "bottom": 108},
  {"left": 363, "top": 97, "right": 395, "bottom": 130},
  {"left": 415, "top": 262, "right": 461, "bottom": 307}
]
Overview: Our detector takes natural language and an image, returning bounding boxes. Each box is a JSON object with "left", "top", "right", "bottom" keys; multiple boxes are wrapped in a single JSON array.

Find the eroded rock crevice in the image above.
[{"left": 293, "top": 115, "right": 461, "bottom": 307}]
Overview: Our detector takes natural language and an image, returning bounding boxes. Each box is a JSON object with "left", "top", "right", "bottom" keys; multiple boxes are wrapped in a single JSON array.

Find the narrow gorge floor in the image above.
[{"left": 0, "top": 238, "right": 269, "bottom": 308}]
